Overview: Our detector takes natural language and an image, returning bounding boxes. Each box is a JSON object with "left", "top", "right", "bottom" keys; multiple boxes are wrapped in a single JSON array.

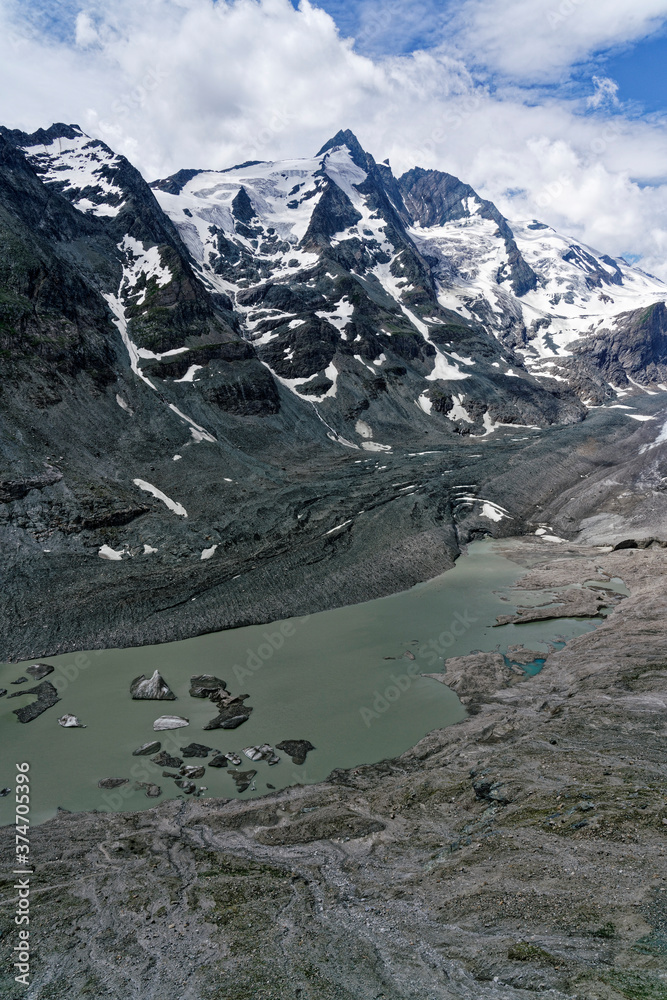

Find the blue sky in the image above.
[
  {"left": 599, "top": 31, "right": 667, "bottom": 113},
  {"left": 304, "top": 0, "right": 667, "bottom": 112},
  {"left": 1, "top": 0, "right": 667, "bottom": 277}
]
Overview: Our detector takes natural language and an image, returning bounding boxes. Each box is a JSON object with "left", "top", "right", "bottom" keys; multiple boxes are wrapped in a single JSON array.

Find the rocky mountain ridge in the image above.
[{"left": 2, "top": 123, "right": 667, "bottom": 659}]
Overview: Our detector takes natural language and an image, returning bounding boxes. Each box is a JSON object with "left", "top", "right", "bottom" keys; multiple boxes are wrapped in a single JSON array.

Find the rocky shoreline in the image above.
[{"left": 1, "top": 536, "right": 666, "bottom": 998}]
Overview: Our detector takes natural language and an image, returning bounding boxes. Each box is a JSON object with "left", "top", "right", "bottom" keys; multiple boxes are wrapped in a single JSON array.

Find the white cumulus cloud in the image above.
[{"left": 0, "top": 0, "right": 666, "bottom": 277}]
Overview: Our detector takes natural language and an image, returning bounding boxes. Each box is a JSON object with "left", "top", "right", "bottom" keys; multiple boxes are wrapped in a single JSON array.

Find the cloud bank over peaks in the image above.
[{"left": 0, "top": 0, "right": 666, "bottom": 278}]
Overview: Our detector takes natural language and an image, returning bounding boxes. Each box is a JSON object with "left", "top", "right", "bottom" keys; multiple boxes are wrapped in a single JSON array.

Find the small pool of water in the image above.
[{"left": 0, "top": 539, "right": 606, "bottom": 825}]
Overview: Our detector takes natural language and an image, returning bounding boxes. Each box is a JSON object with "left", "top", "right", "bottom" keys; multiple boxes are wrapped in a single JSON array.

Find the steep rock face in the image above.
[
  {"left": 575, "top": 301, "right": 667, "bottom": 386},
  {"left": 398, "top": 166, "right": 539, "bottom": 296}
]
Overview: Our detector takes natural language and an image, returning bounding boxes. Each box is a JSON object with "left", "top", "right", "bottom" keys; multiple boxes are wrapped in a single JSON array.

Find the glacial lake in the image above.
[{"left": 0, "top": 539, "right": 608, "bottom": 825}]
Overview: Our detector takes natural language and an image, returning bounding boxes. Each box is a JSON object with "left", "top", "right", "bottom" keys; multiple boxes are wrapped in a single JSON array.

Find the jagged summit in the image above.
[
  {"left": 0, "top": 121, "right": 84, "bottom": 146},
  {"left": 316, "top": 128, "right": 369, "bottom": 171}
]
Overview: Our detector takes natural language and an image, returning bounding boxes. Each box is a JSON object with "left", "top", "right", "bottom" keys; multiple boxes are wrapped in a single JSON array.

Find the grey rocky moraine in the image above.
[{"left": 7, "top": 540, "right": 663, "bottom": 998}]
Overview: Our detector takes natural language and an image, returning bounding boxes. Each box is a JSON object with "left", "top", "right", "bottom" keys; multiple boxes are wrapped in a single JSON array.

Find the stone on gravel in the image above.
[
  {"left": 153, "top": 715, "right": 189, "bottom": 731},
  {"left": 130, "top": 670, "right": 176, "bottom": 700}
]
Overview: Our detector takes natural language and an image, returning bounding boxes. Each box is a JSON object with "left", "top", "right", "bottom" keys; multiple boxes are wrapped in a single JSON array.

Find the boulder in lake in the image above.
[
  {"left": 224, "top": 753, "right": 242, "bottom": 766},
  {"left": 189, "top": 675, "right": 227, "bottom": 698},
  {"left": 0, "top": 689, "right": 6, "bottom": 698},
  {"left": 11, "top": 677, "right": 28, "bottom": 685},
  {"left": 132, "top": 741, "right": 161, "bottom": 757},
  {"left": 0, "top": 787, "right": 11, "bottom": 797},
  {"left": 204, "top": 711, "right": 251, "bottom": 730},
  {"left": 180, "top": 765, "right": 205, "bottom": 779},
  {"left": 151, "top": 751, "right": 183, "bottom": 768},
  {"left": 180, "top": 743, "right": 214, "bottom": 758},
  {"left": 9, "top": 681, "right": 61, "bottom": 723},
  {"left": 228, "top": 769, "right": 257, "bottom": 792},
  {"left": 58, "top": 714, "right": 86, "bottom": 728},
  {"left": 153, "top": 715, "right": 189, "bottom": 731},
  {"left": 26, "top": 663, "right": 54, "bottom": 680},
  {"left": 208, "top": 755, "right": 228, "bottom": 768},
  {"left": 243, "top": 744, "right": 280, "bottom": 765},
  {"left": 175, "top": 779, "right": 196, "bottom": 794},
  {"left": 134, "top": 782, "right": 162, "bottom": 798},
  {"left": 131, "top": 670, "right": 176, "bottom": 700},
  {"left": 276, "top": 740, "right": 316, "bottom": 765},
  {"left": 98, "top": 778, "right": 129, "bottom": 789}
]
